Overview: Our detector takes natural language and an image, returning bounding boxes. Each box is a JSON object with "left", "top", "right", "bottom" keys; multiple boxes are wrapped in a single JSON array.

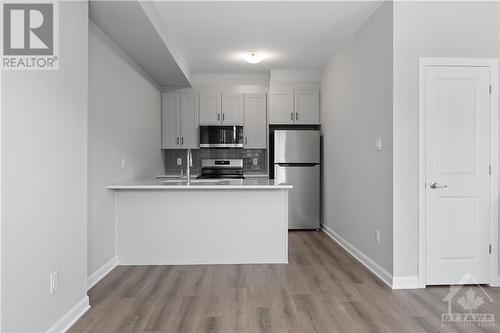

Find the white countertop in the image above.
[
  {"left": 155, "top": 174, "right": 269, "bottom": 179},
  {"left": 106, "top": 179, "right": 292, "bottom": 190}
]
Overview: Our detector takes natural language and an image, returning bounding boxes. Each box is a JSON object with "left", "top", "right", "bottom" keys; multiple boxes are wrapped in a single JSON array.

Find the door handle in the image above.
[
  {"left": 296, "top": 112, "right": 299, "bottom": 121},
  {"left": 429, "top": 182, "right": 447, "bottom": 189},
  {"left": 291, "top": 112, "right": 294, "bottom": 121}
]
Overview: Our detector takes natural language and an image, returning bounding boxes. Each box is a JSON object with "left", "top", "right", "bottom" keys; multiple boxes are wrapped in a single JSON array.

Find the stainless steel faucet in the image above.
[{"left": 186, "top": 149, "right": 191, "bottom": 185}]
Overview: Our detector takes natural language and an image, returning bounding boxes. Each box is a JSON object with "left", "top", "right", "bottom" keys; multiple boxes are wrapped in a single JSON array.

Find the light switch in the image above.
[
  {"left": 50, "top": 271, "right": 59, "bottom": 294},
  {"left": 375, "top": 138, "right": 382, "bottom": 151}
]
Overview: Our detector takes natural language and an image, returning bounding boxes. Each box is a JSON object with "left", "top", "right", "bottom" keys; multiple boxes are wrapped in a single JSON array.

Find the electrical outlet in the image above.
[
  {"left": 253, "top": 158, "right": 258, "bottom": 166},
  {"left": 375, "top": 138, "right": 382, "bottom": 151},
  {"left": 50, "top": 271, "right": 58, "bottom": 294},
  {"left": 121, "top": 157, "right": 126, "bottom": 169},
  {"left": 177, "top": 158, "right": 182, "bottom": 166},
  {"left": 375, "top": 229, "right": 381, "bottom": 244}
]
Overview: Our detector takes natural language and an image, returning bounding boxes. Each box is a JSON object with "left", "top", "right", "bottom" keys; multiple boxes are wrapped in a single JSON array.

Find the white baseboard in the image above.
[
  {"left": 87, "top": 256, "right": 117, "bottom": 290},
  {"left": 46, "top": 295, "right": 90, "bottom": 333},
  {"left": 392, "top": 276, "right": 420, "bottom": 289},
  {"left": 321, "top": 224, "right": 392, "bottom": 288}
]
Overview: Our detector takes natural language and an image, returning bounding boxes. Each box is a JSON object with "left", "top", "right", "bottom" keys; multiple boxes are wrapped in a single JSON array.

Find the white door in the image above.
[
  {"left": 243, "top": 94, "right": 267, "bottom": 148},
  {"left": 269, "top": 89, "right": 294, "bottom": 124},
  {"left": 180, "top": 93, "right": 199, "bottom": 149},
  {"left": 425, "top": 66, "right": 491, "bottom": 284},
  {"left": 161, "top": 93, "right": 180, "bottom": 148},
  {"left": 199, "top": 93, "right": 221, "bottom": 125},
  {"left": 221, "top": 93, "right": 244, "bottom": 125},
  {"left": 294, "top": 89, "right": 319, "bottom": 124}
]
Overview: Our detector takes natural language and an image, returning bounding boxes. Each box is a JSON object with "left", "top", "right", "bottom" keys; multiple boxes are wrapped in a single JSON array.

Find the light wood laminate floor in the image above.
[{"left": 70, "top": 231, "right": 500, "bottom": 332}]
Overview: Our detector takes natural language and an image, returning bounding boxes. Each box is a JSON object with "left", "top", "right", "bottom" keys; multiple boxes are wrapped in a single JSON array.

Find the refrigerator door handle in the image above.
[{"left": 277, "top": 163, "right": 318, "bottom": 167}]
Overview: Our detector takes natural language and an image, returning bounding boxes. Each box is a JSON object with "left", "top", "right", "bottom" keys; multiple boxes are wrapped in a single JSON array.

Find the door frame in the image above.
[{"left": 418, "top": 58, "right": 499, "bottom": 288}]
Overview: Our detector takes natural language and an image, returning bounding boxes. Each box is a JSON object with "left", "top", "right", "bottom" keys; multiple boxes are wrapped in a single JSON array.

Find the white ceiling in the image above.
[
  {"left": 90, "top": 1, "right": 191, "bottom": 86},
  {"left": 154, "top": 1, "right": 382, "bottom": 74}
]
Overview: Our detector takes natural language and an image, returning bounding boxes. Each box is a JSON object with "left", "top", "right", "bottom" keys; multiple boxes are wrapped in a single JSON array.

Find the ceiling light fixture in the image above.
[{"left": 243, "top": 51, "right": 264, "bottom": 64}]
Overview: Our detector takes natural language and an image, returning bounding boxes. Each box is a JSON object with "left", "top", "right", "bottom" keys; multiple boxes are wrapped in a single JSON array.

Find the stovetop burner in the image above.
[
  {"left": 196, "top": 174, "right": 245, "bottom": 180},
  {"left": 197, "top": 158, "right": 244, "bottom": 180}
]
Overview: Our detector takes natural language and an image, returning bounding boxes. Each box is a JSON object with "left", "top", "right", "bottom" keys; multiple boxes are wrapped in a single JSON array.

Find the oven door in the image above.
[{"left": 199, "top": 126, "right": 243, "bottom": 148}]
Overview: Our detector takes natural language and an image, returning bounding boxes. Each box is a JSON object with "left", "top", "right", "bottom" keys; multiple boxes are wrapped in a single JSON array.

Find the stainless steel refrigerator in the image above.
[{"left": 274, "top": 130, "right": 320, "bottom": 230}]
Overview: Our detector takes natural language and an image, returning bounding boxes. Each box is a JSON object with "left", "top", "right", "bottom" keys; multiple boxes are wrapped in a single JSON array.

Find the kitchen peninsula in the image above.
[{"left": 107, "top": 179, "right": 292, "bottom": 265}]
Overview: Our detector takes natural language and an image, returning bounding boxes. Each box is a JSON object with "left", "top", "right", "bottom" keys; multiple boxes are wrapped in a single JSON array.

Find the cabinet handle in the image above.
[
  {"left": 222, "top": 113, "right": 225, "bottom": 121},
  {"left": 296, "top": 112, "right": 299, "bottom": 121},
  {"left": 181, "top": 137, "right": 184, "bottom": 145},
  {"left": 218, "top": 113, "right": 220, "bottom": 121},
  {"left": 176, "top": 137, "right": 179, "bottom": 145},
  {"left": 291, "top": 112, "right": 294, "bottom": 121},
  {"left": 245, "top": 137, "right": 248, "bottom": 145}
]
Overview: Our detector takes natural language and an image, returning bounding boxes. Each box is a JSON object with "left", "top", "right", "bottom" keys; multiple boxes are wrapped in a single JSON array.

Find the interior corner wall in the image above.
[
  {"left": 1, "top": 2, "right": 89, "bottom": 331},
  {"left": 87, "top": 22, "right": 163, "bottom": 278},
  {"left": 320, "top": 2, "right": 393, "bottom": 275},
  {"left": 393, "top": 1, "right": 500, "bottom": 279}
]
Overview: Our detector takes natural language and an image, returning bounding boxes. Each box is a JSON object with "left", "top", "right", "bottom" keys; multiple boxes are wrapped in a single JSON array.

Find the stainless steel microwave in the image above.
[{"left": 199, "top": 126, "right": 244, "bottom": 148}]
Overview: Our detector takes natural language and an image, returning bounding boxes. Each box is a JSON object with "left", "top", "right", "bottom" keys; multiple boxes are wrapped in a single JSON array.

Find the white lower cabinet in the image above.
[
  {"left": 243, "top": 94, "right": 267, "bottom": 148},
  {"left": 161, "top": 92, "right": 199, "bottom": 149}
]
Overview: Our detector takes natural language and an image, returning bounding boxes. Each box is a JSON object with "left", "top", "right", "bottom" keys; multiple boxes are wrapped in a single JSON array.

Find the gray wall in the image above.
[
  {"left": 393, "top": 1, "right": 500, "bottom": 278},
  {"left": 87, "top": 22, "right": 163, "bottom": 277},
  {"left": 1, "top": 2, "right": 89, "bottom": 331},
  {"left": 320, "top": 2, "right": 393, "bottom": 274}
]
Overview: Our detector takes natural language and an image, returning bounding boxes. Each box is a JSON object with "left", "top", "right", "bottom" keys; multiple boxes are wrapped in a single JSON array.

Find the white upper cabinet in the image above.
[
  {"left": 179, "top": 93, "right": 199, "bottom": 149},
  {"left": 294, "top": 89, "right": 319, "bottom": 124},
  {"left": 162, "top": 93, "right": 180, "bottom": 149},
  {"left": 269, "top": 88, "right": 320, "bottom": 124},
  {"left": 199, "top": 93, "right": 221, "bottom": 125},
  {"left": 162, "top": 92, "right": 199, "bottom": 149},
  {"left": 221, "top": 93, "right": 244, "bottom": 125},
  {"left": 269, "top": 89, "right": 294, "bottom": 124},
  {"left": 243, "top": 94, "right": 267, "bottom": 148}
]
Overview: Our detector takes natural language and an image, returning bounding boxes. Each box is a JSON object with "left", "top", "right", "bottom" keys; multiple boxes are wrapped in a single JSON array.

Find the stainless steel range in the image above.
[{"left": 197, "top": 159, "right": 244, "bottom": 179}]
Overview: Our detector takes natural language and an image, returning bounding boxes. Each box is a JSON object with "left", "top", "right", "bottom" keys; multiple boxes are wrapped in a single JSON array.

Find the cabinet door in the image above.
[
  {"left": 180, "top": 93, "right": 199, "bottom": 149},
  {"left": 161, "top": 93, "right": 180, "bottom": 148},
  {"left": 199, "top": 93, "right": 221, "bottom": 125},
  {"left": 243, "top": 94, "right": 267, "bottom": 148},
  {"left": 269, "top": 89, "right": 294, "bottom": 124},
  {"left": 221, "top": 93, "right": 244, "bottom": 125},
  {"left": 294, "top": 89, "right": 319, "bottom": 124}
]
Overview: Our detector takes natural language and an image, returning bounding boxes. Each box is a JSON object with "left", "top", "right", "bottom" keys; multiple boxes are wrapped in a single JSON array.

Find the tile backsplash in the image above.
[{"left": 162, "top": 149, "right": 267, "bottom": 176}]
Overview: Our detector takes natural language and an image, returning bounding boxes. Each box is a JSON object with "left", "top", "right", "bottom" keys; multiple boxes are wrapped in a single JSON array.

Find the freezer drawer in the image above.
[
  {"left": 274, "top": 130, "right": 320, "bottom": 164},
  {"left": 275, "top": 164, "right": 320, "bottom": 230}
]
